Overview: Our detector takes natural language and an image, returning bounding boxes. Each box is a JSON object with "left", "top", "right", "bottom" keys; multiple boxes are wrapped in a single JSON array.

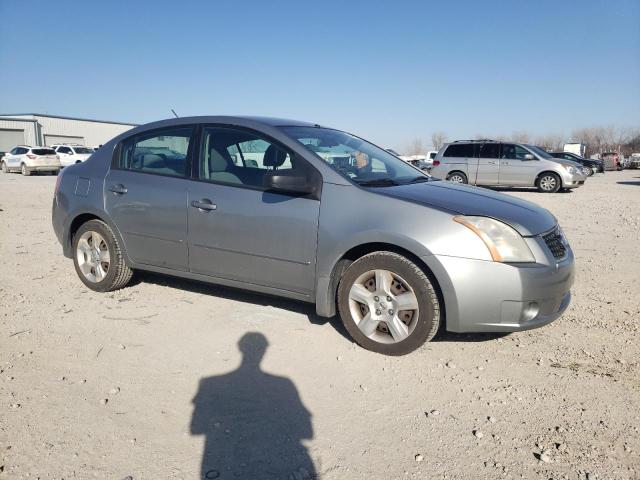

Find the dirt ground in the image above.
[{"left": 1, "top": 169, "right": 639, "bottom": 480}]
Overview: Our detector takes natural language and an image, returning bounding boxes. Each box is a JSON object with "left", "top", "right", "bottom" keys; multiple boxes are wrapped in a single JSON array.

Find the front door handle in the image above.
[
  {"left": 109, "top": 184, "right": 128, "bottom": 195},
  {"left": 191, "top": 199, "right": 217, "bottom": 211},
  {"left": 487, "top": 161, "right": 496, "bottom": 165}
]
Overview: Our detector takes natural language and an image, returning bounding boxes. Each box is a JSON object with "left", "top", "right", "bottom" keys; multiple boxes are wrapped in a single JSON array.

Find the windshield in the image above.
[
  {"left": 526, "top": 145, "right": 554, "bottom": 159},
  {"left": 282, "top": 127, "right": 429, "bottom": 186},
  {"left": 73, "top": 147, "right": 94, "bottom": 154}
]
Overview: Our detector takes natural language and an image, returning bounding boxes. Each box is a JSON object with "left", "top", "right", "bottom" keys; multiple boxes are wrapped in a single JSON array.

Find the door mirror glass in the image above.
[{"left": 523, "top": 153, "right": 535, "bottom": 160}]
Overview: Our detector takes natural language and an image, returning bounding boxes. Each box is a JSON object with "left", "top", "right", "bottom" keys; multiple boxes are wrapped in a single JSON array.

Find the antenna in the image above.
[{"left": 171, "top": 109, "right": 179, "bottom": 118}]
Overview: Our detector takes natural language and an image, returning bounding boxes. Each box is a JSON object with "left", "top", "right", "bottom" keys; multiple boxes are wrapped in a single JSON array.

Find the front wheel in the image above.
[
  {"left": 72, "top": 219, "right": 133, "bottom": 292},
  {"left": 586, "top": 168, "right": 594, "bottom": 177},
  {"left": 537, "top": 172, "right": 561, "bottom": 193},
  {"left": 337, "top": 252, "right": 440, "bottom": 355},
  {"left": 1, "top": 162, "right": 7, "bottom": 173},
  {"left": 21, "top": 164, "right": 31, "bottom": 176}
]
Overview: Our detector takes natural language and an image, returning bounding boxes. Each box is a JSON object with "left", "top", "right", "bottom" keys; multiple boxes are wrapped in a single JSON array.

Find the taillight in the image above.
[
  {"left": 27, "top": 154, "right": 36, "bottom": 160},
  {"left": 433, "top": 160, "right": 440, "bottom": 167}
]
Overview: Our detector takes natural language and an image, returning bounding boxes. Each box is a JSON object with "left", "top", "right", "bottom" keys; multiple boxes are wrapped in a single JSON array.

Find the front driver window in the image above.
[{"left": 200, "top": 127, "right": 301, "bottom": 188}]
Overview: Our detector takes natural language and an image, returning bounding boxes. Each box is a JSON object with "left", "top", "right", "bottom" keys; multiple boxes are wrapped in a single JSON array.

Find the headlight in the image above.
[
  {"left": 453, "top": 216, "right": 535, "bottom": 263},
  {"left": 560, "top": 164, "right": 579, "bottom": 175}
]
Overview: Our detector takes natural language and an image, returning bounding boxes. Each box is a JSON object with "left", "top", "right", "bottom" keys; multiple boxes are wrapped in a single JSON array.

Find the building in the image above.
[{"left": 0, "top": 113, "right": 137, "bottom": 154}]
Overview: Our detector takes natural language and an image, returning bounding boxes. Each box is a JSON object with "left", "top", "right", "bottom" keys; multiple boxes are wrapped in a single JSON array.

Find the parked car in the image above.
[
  {"left": 1, "top": 145, "right": 60, "bottom": 175},
  {"left": 549, "top": 151, "right": 604, "bottom": 175},
  {"left": 52, "top": 144, "right": 95, "bottom": 167},
  {"left": 52, "top": 116, "right": 575, "bottom": 355},
  {"left": 430, "top": 140, "right": 587, "bottom": 193},
  {"left": 385, "top": 149, "right": 431, "bottom": 171},
  {"left": 628, "top": 154, "right": 640, "bottom": 169}
]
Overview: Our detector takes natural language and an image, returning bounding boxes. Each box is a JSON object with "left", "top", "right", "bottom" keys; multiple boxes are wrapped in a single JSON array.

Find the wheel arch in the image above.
[
  {"left": 319, "top": 242, "right": 446, "bottom": 327},
  {"left": 64, "top": 210, "right": 131, "bottom": 265}
]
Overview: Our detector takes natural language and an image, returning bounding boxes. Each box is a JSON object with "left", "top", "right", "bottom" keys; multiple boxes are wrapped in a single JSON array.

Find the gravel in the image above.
[{"left": 0, "top": 171, "right": 639, "bottom": 479}]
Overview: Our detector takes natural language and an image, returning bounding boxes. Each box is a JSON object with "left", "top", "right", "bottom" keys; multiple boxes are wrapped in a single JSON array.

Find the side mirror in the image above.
[
  {"left": 264, "top": 171, "right": 314, "bottom": 195},
  {"left": 523, "top": 153, "right": 535, "bottom": 160}
]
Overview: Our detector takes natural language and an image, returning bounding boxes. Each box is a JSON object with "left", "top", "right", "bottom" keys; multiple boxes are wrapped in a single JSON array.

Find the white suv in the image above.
[
  {"left": 1, "top": 145, "right": 61, "bottom": 176},
  {"left": 52, "top": 144, "right": 94, "bottom": 167}
]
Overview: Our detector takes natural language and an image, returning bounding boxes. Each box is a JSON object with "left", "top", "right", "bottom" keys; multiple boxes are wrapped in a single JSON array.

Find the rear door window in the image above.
[
  {"left": 478, "top": 143, "right": 500, "bottom": 158},
  {"left": 120, "top": 127, "right": 193, "bottom": 177},
  {"left": 443, "top": 143, "right": 477, "bottom": 158}
]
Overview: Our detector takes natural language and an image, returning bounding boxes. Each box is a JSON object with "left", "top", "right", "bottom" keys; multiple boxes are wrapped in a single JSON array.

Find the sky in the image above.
[{"left": 1, "top": 0, "right": 638, "bottom": 150}]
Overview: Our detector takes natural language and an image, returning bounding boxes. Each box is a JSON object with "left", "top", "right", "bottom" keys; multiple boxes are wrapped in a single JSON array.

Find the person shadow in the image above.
[{"left": 190, "top": 332, "right": 316, "bottom": 480}]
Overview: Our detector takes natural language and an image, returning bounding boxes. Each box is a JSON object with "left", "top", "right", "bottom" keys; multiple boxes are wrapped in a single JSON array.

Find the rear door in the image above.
[
  {"left": 187, "top": 125, "right": 321, "bottom": 295},
  {"left": 475, "top": 142, "right": 500, "bottom": 185},
  {"left": 104, "top": 126, "right": 194, "bottom": 270},
  {"left": 499, "top": 144, "right": 539, "bottom": 186}
]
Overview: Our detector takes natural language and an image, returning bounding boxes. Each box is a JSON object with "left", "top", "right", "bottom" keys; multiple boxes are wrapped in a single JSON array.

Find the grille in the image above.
[{"left": 542, "top": 227, "right": 567, "bottom": 259}]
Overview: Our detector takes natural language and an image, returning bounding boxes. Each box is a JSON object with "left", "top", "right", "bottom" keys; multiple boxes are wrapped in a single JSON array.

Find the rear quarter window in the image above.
[{"left": 443, "top": 143, "right": 476, "bottom": 158}]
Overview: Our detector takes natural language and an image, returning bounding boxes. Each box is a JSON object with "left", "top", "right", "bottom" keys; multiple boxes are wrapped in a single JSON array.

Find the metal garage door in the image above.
[
  {"left": 44, "top": 135, "right": 85, "bottom": 146},
  {"left": 0, "top": 129, "right": 26, "bottom": 153}
]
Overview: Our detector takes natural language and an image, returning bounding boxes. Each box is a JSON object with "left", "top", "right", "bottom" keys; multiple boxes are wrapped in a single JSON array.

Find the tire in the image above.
[
  {"left": 446, "top": 171, "right": 467, "bottom": 184},
  {"left": 536, "top": 172, "right": 561, "bottom": 193},
  {"left": 1, "top": 162, "right": 7, "bottom": 173},
  {"left": 337, "top": 251, "right": 440, "bottom": 356},
  {"left": 21, "top": 164, "right": 31, "bottom": 176},
  {"left": 586, "top": 168, "right": 594, "bottom": 177},
  {"left": 72, "top": 219, "right": 133, "bottom": 292}
]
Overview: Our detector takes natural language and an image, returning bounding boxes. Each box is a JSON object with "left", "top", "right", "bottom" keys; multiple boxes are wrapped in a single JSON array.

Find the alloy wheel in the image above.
[
  {"left": 76, "top": 231, "right": 111, "bottom": 283},
  {"left": 348, "top": 269, "right": 419, "bottom": 344},
  {"left": 449, "top": 174, "right": 465, "bottom": 183}
]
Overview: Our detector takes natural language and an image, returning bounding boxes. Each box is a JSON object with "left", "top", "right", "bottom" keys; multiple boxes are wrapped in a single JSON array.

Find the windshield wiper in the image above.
[
  {"left": 357, "top": 178, "right": 400, "bottom": 187},
  {"left": 405, "top": 175, "right": 431, "bottom": 184}
]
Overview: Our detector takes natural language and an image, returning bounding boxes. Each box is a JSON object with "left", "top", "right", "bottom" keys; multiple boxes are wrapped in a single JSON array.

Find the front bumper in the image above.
[
  {"left": 423, "top": 246, "right": 575, "bottom": 333},
  {"left": 562, "top": 172, "right": 586, "bottom": 188}
]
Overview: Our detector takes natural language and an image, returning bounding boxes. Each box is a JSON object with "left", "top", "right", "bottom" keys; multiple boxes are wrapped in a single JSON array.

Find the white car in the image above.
[
  {"left": 1, "top": 145, "right": 61, "bottom": 176},
  {"left": 52, "top": 144, "right": 95, "bottom": 167}
]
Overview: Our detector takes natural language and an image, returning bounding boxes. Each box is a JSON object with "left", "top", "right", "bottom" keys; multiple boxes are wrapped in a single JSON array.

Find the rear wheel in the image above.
[
  {"left": 586, "top": 168, "right": 594, "bottom": 177},
  {"left": 21, "top": 164, "right": 31, "bottom": 176},
  {"left": 446, "top": 171, "right": 468, "bottom": 184},
  {"left": 537, "top": 172, "right": 561, "bottom": 193},
  {"left": 337, "top": 252, "right": 440, "bottom": 355},
  {"left": 72, "top": 219, "right": 133, "bottom": 292}
]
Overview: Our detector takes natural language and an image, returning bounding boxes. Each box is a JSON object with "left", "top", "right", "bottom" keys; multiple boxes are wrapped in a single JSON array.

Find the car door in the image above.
[
  {"left": 475, "top": 142, "right": 500, "bottom": 185},
  {"left": 4, "top": 148, "right": 19, "bottom": 169},
  {"left": 56, "top": 146, "right": 72, "bottom": 165},
  {"left": 104, "top": 126, "right": 194, "bottom": 271},
  {"left": 187, "top": 125, "right": 321, "bottom": 295},
  {"left": 498, "top": 144, "right": 539, "bottom": 186}
]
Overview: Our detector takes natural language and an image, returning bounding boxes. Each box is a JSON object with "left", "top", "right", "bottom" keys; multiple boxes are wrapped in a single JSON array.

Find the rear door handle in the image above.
[
  {"left": 109, "top": 184, "right": 128, "bottom": 195},
  {"left": 191, "top": 199, "right": 217, "bottom": 211}
]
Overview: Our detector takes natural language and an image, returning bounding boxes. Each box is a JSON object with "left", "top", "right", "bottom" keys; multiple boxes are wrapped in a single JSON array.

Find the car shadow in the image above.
[
  {"left": 485, "top": 186, "right": 573, "bottom": 193},
  {"left": 617, "top": 180, "right": 640, "bottom": 186},
  {"left": 191, "top": 332, "right": 316, "bottom": 479},
  {"left": 432, "top": 330, "right": 510, "bottom": 342},
  {"left": 135, "top": 271, "right": 350, "bottom": 340}
]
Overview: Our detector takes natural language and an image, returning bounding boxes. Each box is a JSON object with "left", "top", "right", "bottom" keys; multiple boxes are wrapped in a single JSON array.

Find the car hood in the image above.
[
  {"left": 375, "top": 181, "right": 557, "bottom": 236},
  {"left": 550, "top": 158, "right": 582, "bottom": 168}
]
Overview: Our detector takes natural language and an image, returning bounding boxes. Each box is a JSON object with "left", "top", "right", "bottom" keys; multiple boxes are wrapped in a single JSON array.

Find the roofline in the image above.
[
  {"left": 0, "top": 113, "right": 138, "bottom": 126},
  {"left": 0, "top": 117, "right": 39, "bottom": 123}
]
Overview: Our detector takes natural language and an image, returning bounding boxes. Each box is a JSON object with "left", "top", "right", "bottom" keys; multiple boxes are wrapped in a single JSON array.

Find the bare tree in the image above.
[
  {"left": 430, "top": 131, "right": 448, "bottom": 151},
  {"left": 405, "top": 138, "right": 424, "bottom": 156},
  {"left": 511, "top": 131, "right": 531, "bottom": 143},
  {"left": 535, "top": 134, "right": 565, "bottom": 151}
]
